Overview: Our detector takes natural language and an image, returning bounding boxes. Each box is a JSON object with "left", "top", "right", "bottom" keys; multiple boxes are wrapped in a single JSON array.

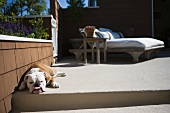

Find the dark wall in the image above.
[
  {"left": 154, "top": 0, "right": 170, "bottom": 38},
  {"left": 60, "top": 0, "right": 152, "bottom": 57},
  {"left": 58, "top": 9, "right": 64, "bottom": 60}
]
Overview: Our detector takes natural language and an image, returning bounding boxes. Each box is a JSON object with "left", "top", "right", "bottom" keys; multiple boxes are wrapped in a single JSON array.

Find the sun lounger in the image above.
[
  {"left": 69, "top": 27, "right": 164, "bottom": 62},
  {"left": 95, "top": 28, "right": 164, "bottom": 62}
]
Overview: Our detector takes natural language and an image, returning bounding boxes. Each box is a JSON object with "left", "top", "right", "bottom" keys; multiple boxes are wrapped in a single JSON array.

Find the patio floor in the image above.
[{"left": 52, "top": 48, "right": 170, "bottom": 93}]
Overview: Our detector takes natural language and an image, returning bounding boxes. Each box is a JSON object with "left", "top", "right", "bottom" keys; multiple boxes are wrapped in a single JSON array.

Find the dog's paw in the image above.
[
  {"left": 51, "top": 72, "right": 66, "bottom": 78},
  {"left": 51, "top": 82, "right": 59, "bottom": 88},
  {"left": 57, "top": 72, "right": 66, "bottom": 77}
]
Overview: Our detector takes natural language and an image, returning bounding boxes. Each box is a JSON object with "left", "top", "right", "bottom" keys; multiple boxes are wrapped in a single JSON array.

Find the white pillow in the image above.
[
  {"left": 107, "top": 31, "right": 115, "bottom": 40},
  {"left": 99, "top": 27, "right": 124, "bottom": 39},
  {"left": 93, "top": 29, "right": 100, "bottom": 38},
  {"left": 96, "top": 31, "right": 114, "bottom": 40}
]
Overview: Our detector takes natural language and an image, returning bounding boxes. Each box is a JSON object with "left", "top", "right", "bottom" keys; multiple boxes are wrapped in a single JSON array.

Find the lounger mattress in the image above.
[{"left": 99, "top": 38, "right": 164, "bottom": 49}]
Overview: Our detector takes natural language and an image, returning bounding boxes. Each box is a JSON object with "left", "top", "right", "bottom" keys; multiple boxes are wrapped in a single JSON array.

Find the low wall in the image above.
[{"left": 0, "top": 35, "right": 54, "bottom": 113}]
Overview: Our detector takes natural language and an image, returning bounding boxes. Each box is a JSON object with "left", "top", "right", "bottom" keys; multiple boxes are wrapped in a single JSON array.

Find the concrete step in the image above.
[
  {"left": 12, "top": 89, "right": 170, "bottom": 112},
  {"left": 11, "top": 104, "right": 170, "bottom": 113}
]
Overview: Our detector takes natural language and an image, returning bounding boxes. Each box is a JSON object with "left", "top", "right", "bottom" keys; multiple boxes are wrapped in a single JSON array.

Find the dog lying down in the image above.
[{"left": 18, "top": 63, "right": 66, "bottom": 94}]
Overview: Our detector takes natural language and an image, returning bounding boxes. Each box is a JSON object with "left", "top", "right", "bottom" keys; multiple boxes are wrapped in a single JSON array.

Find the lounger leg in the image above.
[
  {"left": 128, "top": 52, "right": 143, "bottom": 62},
  {"left": 145, "top": 50, "right": 154, "bottom": 60},
  {"left": 104, "top": 40, "right": 107, "bottom": 63},
  {"left": 153, "top": 49, "right": 160, "bottom": 57},
  {"left": 74, "top": 52, "right": 83, "bottom": 61}
]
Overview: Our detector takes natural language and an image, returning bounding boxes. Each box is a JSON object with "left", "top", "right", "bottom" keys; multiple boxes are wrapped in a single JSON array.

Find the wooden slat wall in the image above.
[{"left": 0, "top": 41, "right": 54, "bottom": 113}]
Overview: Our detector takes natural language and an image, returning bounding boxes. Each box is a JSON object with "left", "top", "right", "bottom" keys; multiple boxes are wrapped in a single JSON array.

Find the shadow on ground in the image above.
[{"left": 55, "top": 48, "right": 170, "bottom": 67}]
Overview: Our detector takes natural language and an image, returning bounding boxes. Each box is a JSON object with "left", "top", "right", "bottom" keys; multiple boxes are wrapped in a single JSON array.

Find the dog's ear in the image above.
[
  {"left": 24, "top": 74, "right": 30, "bottom": 82},
  {"left": 39, "top": 69, "right": 44, "bottom": 72}
]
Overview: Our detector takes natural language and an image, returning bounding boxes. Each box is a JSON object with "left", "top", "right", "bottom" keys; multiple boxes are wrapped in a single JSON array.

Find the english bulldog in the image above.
[{"left": 18, "top": 63, "right": 66, "bottom": 94}]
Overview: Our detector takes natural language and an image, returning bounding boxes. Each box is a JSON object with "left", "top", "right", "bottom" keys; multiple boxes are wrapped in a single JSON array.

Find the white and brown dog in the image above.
[{"left": 18, "top": 63, "right": 65, "bottom": 94}]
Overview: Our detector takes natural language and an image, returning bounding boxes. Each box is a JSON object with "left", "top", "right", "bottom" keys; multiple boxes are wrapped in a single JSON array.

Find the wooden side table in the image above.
[{"left": 84, "top": 38, "right": 107, "bottom": 64}]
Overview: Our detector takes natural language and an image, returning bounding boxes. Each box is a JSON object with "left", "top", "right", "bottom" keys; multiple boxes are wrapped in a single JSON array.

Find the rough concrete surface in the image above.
[{"left": 47, "top": 49, "right": 170, "bottom": 94}]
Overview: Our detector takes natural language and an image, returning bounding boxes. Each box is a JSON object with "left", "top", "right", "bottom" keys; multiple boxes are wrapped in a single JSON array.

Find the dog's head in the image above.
[{"left": 24, "top": 68, "right": 47, "bottom": 94}]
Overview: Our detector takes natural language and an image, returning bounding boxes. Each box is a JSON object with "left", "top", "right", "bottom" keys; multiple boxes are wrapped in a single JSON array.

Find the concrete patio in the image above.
[{"left": 11, "top": 49, "right": 170, "bottom": 113}]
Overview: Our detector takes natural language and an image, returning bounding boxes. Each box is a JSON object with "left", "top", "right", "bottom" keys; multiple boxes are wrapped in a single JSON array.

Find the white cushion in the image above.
[
  {"left": 96, "top": 31, "right": 114, "bottom": 40},
  {"left": 99, "top": 27, "right": 124, "bottom": 39},
  {"left": 107, "top": 32, "right": 115, "bottom": 40},
  {"left": 99, "top": 38, "right": 164, "bottom": 49},
  {"left": 93, "top": 29, "right": 99, "bottom": 38}
]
